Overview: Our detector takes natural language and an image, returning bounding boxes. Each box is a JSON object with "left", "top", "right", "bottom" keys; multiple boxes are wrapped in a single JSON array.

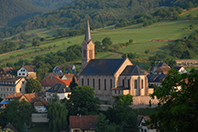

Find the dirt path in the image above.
[{"left": 180, "top": 8, "right": 198, "bottom": 16}]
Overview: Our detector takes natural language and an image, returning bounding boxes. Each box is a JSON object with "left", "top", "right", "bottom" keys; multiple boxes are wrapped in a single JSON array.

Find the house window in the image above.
[
  {"left": 82, "top": 78, "right": 84, "bottom": 85},
  {"left": 22, "top": 73, "right": 25, "bottom": 75},
  {"left": 141, "top": 79, "right": 143, "bottom": 88},
  {"left": 104, "top": 79, "right": 106, "bottom": 90},
  {"left": 115, "top": 90, "right": 117, "bottom": 94},
  {"left": 122, "top": 79, "right": 124, "bottom": 87},
  {"left": 98, "top": 79, "right": 100, "bottom": 90},
  {"left": 89, "top": 50, "right": 93, "bottom": 58},
  {"left": 19, "top": 73, "right": 21, "bottom": 75},
  {"left": 7, "top": 88, "right": 8, "bottom": 91},
  {"left": 141, "top": 129, "right": 143, "bottom": 132},
  {"left": 128, "top": 79, "right": 130, "bottom": 88},
  {"left": 93, "top": 79, "right": 95, "bottom": 88},
  {"left": 144, "top": 129, "right": 147, "bottom": 132},
  {"left": 87, "top": 79, "right": 89, "bottom": 85},
  {"left": 135, "top": 80, "right": 137, "bottom": 89},
  {"left": 110, "top": 79, "right": 112, "bottom": 89},
  {"left": 118, "top": 90, "right": 120, "bottom": 94},
  {"left": 84, "top": 50, "right": 87, "bottom": 58}
]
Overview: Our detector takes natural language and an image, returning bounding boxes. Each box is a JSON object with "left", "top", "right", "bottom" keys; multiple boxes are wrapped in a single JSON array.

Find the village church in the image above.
[{"left": 79, "top": 20, "right": 154, "bottom": 102}]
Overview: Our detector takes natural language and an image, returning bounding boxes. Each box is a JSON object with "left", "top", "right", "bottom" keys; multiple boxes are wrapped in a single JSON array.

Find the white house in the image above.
[
  {"left": 17, "top": 66, "right": 37, "bottom": 79},
  {"left": 138, "top": 115, "right": 157, "bottom": 132},
  {"left": 46, "top": 83, "right": 71, "bottom": 102}
]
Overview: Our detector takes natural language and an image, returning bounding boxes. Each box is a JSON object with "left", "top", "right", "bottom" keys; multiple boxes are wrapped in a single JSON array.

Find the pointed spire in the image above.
[{"left": 84, "top": 19, "right": 91, "bottom": 44}]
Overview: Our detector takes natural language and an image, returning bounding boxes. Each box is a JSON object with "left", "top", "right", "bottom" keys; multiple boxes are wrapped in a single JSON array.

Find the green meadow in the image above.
[
  {"left": 1, "top": 19, "right": 197, "bottom": 65},
  {"left": 180, "top": 8, "right": 198, "bottom": 17}
]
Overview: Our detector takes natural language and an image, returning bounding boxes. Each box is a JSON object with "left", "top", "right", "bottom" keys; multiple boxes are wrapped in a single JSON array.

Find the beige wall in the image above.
[
  {"left": 118, "top": 75, "right": 148, "bottom": 96},
  {"left": 133, "top": 96, "right": 158, "bottom": 105},
  {"left": 81, "top": 40, "right": 95, "bottom": 69},
  {"left": 0, "top": 78, "right": 26, "bottom": 98}
]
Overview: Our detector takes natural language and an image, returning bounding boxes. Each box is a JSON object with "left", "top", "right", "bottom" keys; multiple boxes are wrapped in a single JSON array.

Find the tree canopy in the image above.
[
  {"left": 66, "top": 85, "right": 101, "bottom": 115},
  {"left": 1, "top": 100, "right": 34, "bottom": 131},
  {"left": 48, "top": 101, "right": 68, "bottom": 132},
  {"left": 149, "top": 69, "right": 198, "bottom": 132},
  {"left": 25, "top": 78, "right": 42, "bottom": 93}
]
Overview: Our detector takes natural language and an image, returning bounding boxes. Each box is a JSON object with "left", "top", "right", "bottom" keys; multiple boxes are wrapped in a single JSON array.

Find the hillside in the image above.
[
  {"left": 2, "top": 0, "right": 198, "bottom": 38},
  {"left": 0, "top": 0, "right": 163, "bottom": 38},
  {"left": 0, "top": 19, "right": 197, "bottom": 70},
  {"left": 0, "top": 0, "right": 43, "bottom": 29},
  {"left": 26, "top": 0, "right": 75, "bottom": 12}
]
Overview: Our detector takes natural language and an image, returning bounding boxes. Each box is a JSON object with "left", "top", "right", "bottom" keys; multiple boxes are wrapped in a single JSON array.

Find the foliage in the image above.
[
  {"left": 48, "top": 101, "right": 68, "bottom": 132},
  {"left": 0, "top": 0, "right": 43, "bottom": 29},
  {"left": 121, "top": 111, "right": 139, "bottom": 132},
  {"left": 26, "top": 0, "right": 75, "bottom": 12},
  {"left": 32, "top": 39, "right": 41, "bottom": 47},
  {"left": 66, "top": 85, "right": 101, "bottom": 115},
  {"left": 149, "top": 69, "right": 198, "bottom": 131},
  {"left": 22, "top": 123, "right": 28, "bottom": 132},
  {"left": 69, "top": 76, "right": 78, "bottom": 90},
  {"left": 166, "top": 32, "right": 198, "bottom": 59},
  {"left": 113, "top": 94, "right": 133, "bottom": 105},
  {"left": 122, "top": 52, "right": 136, "bottom": 59},
  {"left": 105, "top": 100, "right": 132, "bottom": 125},
  {"left": 95, "top": 113, "right": 109, "bottom": 132},
  {"left": 0, "top": 41, "right": 17, "bottom": 54},
  {"left": 25, "top": 78, "right": 42, "bottom": 93},
  {"left": 0, "top": 0, "right": 167, "bottom": 38},
  {"left": 147, "top": 54, "right": 176, "bottom": 69},
  {"left": 2, "top": 100, "right": 34, "bottom": 131}
]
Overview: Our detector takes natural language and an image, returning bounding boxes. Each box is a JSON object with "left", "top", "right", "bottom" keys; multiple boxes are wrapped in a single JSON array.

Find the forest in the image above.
[{"left": 1, "top": 0, "right": 198, "bottom": 38}]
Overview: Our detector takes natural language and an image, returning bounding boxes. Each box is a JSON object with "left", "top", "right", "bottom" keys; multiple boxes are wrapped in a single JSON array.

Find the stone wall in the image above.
[
  {"left": 32, "top": 113, "right": 49, "bottom": 123},
  {"left": 132, "top": 96, "right": 158, "bottom": 105}
]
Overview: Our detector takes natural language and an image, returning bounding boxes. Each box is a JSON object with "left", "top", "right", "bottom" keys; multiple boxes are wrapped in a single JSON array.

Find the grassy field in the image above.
[
  {"left": 0, "top": 19, "right": 197, "bottom": 65},
  {"left": 29, "top": 123, "right": 49, "bottom": 132},
  {"left": 180, "top": 8, "right": 198, "bottom": 17}
]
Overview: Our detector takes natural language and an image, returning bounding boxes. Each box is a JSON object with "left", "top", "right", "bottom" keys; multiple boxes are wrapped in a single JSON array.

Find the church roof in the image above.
[
  {"left": 121, "top": 65, "right": 145, "bottom": 75},
  {"left": 84, "top": 19, "right": 91, "bottom": 44},
  {"left": 80, "top": 58, "right": 127, "bottom": 75}
]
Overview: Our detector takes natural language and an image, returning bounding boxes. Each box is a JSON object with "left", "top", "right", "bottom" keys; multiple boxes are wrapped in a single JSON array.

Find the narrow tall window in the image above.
[
  {"left": 89, "top": 50, "right": 93, "bottom": 58},
  {"left": 82, "top": 78, "right": 84, "bottom": 85},
  {"left": 128, "top": 79, "right": 130, "bottom": 88},
  {"left": 110, "top": 79, "right": 112, "bottom": 89},
  {"left": 87, "top": 79, "right": 89, "bottom": 85},
  {"left": 135, "top": 80, "right": 137, "bottom": 89},
  {"left": 141, "top": 79, "right": 143, "bottom": 88},
  {"left": 93, "top": 79, "right": 95, "bottom": 88},
  {"left": 98, "top": 79, "right": 100, "bottom": 90},
  {"left": 104, "top": 79, "right": 106, "bottom": 90},
  {"left": 84, "top": 50, "right": 87, "bottom": 58},
  {"left": 122, "top": 79, "right": 125, "bottom": 87}
]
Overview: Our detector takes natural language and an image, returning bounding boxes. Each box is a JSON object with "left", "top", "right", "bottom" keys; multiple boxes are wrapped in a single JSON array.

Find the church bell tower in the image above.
[{"left": 81, "top": 20, "right": 95, "bottom": 69}]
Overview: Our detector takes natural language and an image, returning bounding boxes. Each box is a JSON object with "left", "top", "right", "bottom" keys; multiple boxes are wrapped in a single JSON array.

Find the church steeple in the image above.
[
  {"left": 81, "top": 19, "right": 95, "bottom": 69},
  {"left": 84, "top": 19, "right": 91, "bottom": 43}
]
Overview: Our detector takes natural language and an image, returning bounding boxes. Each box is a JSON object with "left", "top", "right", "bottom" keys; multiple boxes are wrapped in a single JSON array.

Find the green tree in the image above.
[
  {"left": 69, "top": 76, "right": 78, "bottom": 90},
  {"left": 102, "top": 37, "right": 112, "bottom": 51},
  {"left": 122, "top": 111, "right": 139, "bottom": 132},
  {"left": 113, "top": 94, "right": 133, "bottom": 105},
  {"left": 26, "top": 78, "right": 42, "bottom": 93},
  {"left": 66, "top": 85, "right": 101, "bottom": 115},
  {"left": 173, "top": 11, "right": 180, "bottom": 20},
  {"left": 149, "top": 69, "right": 198, "bottom": 132},
  {"left": 95, "top": 113, "right": 109, "bottom": 132},
  {"left": 48, "top": 101, "right": 68, "bottom": 132},
  {"left": 22, "top": 123, "right": 28, "bottom": 132},
  {"left": 3, "top": 100, "right": 34, "bottom": 131},
  {"left": 145, "top": 49, "right": 149, "bottom": 54},
  {"left": 32, "top": 39, "right": 41, "bottom": 47}
]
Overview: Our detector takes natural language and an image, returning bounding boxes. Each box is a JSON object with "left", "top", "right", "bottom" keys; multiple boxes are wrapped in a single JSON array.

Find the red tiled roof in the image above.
[
  {"left": 3, "top": 93, "right": 22, "bottom": 101},
  {"left": 63, "top": 73, "right": 74, "bottom": 79},
  {"left": 55, "top": 76, "right": 72, "bottom": 86},
  {"left": 70, "top": 115, "right": 99, "bottom": 130},
  {"left": 22, "top": 93, "right": 40, "bottom": 103},
  {"left": 41, "top": 76, "right": 72, "bottom": 87}
]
